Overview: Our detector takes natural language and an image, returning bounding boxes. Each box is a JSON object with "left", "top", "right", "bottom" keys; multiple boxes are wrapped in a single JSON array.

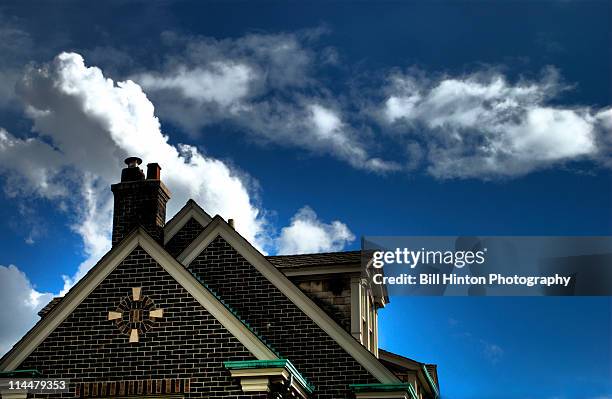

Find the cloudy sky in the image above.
[{"left": 0, "top": 1, "right": 610, "bottom": 398}]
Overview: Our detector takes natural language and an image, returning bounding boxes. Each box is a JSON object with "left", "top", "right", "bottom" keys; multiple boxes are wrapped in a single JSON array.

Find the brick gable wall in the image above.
[
  {"left": 189, "top": 236, "right": 379, "bottom": 399},
  {"left": 18, "top": 246, "right": 264, "bottom": 399},
  {"left": 165, "top": 217, "right": 205, "bottom": 257}
]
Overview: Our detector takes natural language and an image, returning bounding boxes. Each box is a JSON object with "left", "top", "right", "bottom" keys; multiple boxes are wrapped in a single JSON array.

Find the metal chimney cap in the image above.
[{"left": 124, "top": 157, "right": 143, "bottom": 168}]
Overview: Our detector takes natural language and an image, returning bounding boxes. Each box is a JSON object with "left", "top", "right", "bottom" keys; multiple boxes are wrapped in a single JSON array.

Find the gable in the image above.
[
  {"left": 0, "top": 228, "right": 276, "bottom": 372},
  {"left": 177, "top": 217, "right": 400, "bottom": 396},
  {"left": 166, "top": 216, "right": 206, "bottom": 257},
  {"left": 16, "top": 246, "right": 264, "bottom": 397},
  {"left": 164, "top": 199, "right": 212, "bottom": 246},
  {"left": 187, "top": 235, "right": 379, "bottom": 398}
]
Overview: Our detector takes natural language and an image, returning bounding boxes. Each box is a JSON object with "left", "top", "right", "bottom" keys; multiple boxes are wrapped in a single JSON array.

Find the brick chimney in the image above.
[{"left": 111, "top": 157, "right": 171, "bottom": 246}]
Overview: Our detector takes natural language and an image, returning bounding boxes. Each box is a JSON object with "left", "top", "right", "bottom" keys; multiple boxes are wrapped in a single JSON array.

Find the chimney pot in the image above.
[
  {"left": 121, "top": 156, "right": 145, "bottom": 182},
  {"left": 112, "top": 159, "right": 170, "bottom": 245},
  {"left": 146, "top": 163, "right": 161, "bottom": 180},
  {"left": 125, "top": 157, "right": 142, "bottom": 168}
]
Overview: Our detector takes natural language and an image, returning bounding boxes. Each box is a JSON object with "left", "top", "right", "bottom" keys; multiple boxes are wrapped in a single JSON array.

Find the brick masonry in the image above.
[
  {"left": 189, "top": 236, "right": 379, "bottom": 399},
  {"left": 18, "top": 246, "right": 265, "bottom": 399},
  {"left": 111, "top": 181, "right": 170, "bottom": 246},
  {"left": 165, "top": 217, "right": 205, "bottom": 257},
  {"left": 292, "top": 276, "right": 353, "bottom": 333}
]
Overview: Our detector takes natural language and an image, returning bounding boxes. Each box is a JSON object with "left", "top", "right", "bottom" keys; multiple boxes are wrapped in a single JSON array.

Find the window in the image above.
[{"left": 361, "top": 288, "right": 367, "bottom": 346}]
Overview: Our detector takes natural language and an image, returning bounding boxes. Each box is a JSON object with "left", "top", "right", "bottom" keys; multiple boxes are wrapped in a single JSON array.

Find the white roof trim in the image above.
[
  {"left": 178, "top": 216, "right": 400, "bottom": 384},
  {"left": 164, "top": 200, "right": 212, "bottom": 245},
  {"left": 1, "top": 228, "right": 277, "bottom": 371}
]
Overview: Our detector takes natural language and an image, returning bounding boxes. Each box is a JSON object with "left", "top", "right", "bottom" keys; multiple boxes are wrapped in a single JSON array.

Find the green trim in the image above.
[
  {"left": 0, "top": 369, "right": 42, "bottom": 377},
  {"left": 224, "top": 359, "right": 287, "bottom": 369},
  {"left": 421, "top": 365, "right": 440, "bottom": 398},
  {"left": 349, "top": 383, "right": 417, "bottom": 399},
  {"left": 349, "top": 383, "right": 411, "bottom": 392},
  {"left": 408, "top": 384, "right": 418, "bottom": 399},
  {"left": 224, "top": 359, "right": 315, "bottom": 393}
]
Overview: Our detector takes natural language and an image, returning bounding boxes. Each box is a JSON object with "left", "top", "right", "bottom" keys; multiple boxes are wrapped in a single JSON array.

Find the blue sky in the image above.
[{"left": 0, "top": 1, "right": 610, "bottom": 398}]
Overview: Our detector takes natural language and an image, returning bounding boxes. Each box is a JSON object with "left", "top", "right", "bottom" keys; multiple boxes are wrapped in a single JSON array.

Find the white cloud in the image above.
[
  {"left": 310, "top": 104, "right": 342, "bottom": 136},
  {"left": 305, "top": 104, "right": 399, "bottom": 172},
  {"left": 382, "top": 69, "right": 611, "bottom": 178},
  {"left": 276, "top": 206, "right": 355, "bottom": 255},
  {"left": 130, "top": 31, "right": 314, "bottom": 132},
  {"left": 131, "top": 32, "right": 397, "bottom": 173},
  {"left": 1, "top": 52, "right": 358, "bottom": 292},
  {"left": 168, "top": 30, "right": 315, "bottom": 90},
  {"left": 0, "top": 53, "right": 357, "bottom": 354},
  {"left": 505, "top": 108, "right": 595, "bottom": 161},
  {"left": 0, "top": 128, "right": 66, "bottom": 199},
  {"left": 595, "top": 108, "right": 612, "bottom": 167},
  {"left": 596, "top": 108, "right": 612, "bottom": 131},
  {"left": 0, "top": 52, "right": 267, "bottom": 295},
  {"left": 0, "top": 264, "right": 53, "bottom": 356},
  {"left": 137, "top": 62, "right": 255, "bottom": 107}
]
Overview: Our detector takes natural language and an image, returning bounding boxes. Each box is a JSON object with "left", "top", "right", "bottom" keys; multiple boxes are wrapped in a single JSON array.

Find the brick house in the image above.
[{"left": 0, "top": 158, "right": 440, "bottom": 399}]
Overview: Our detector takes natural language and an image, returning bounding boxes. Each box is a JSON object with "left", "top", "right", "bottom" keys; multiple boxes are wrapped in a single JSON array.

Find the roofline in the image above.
[
  {"left": 0, "top": 227, "right": 277, "bottom": 371},
  {"left": 378, "top": 349, "right": 439, "bottom": 398},
  {"left": 268, "top": 249, "right": 361, "bottom": 259},
  {"left": 177, "top": 216, "right": 401, "bottom": 384},
  {"left": 268, "top": 252, "right": 389, "bottom": 306},
  {"left": 280, "top": 265, "right": 362, "bottom": 277},
  {"left": 379, "top": 349, "right": 422, "bottom": 369},
  {"left": 163, "top": 199, "right": 212, "bottom": 244}
]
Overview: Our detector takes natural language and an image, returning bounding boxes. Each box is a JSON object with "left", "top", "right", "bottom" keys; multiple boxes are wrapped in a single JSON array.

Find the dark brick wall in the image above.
[
  {"left": 165, "top": 217, "right": 205, "bottom": 257},
  {"left": 189, "top": 236, "right": 379, "bottom": 399},
  {"left": 111, "top": 181, "right": 170, "bottom": 246},
  {"left": 19, "top": 246, "right": 264, "bottom": 399},
  {"left": 290, "top": 275, "right": 353, "bottom": 333}
]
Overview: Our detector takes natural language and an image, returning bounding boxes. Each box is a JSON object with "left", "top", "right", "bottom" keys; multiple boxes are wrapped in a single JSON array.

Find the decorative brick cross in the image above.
[{"left": 108, "top": 287, "right": 164, "bottom": 343}]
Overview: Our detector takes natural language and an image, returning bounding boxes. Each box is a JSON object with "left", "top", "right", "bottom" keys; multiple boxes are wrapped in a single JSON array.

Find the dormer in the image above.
[{"left": 267, "top": 251, "right": 388, "bottom": 356}]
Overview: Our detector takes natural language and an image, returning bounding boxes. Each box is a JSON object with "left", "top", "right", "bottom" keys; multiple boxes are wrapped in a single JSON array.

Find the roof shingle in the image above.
[
  {"left": 37, "top": 297, "right": 62, "bottom": 318},
  {"left": 266, "top": 250, "right": 362, "bottom": 268}
]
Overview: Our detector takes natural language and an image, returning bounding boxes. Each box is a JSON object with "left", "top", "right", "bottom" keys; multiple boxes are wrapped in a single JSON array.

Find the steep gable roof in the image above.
[
  {"left": 177, "top": 216, "right": 401, "bottom": 384},
  {"left": 0, "top": 227, "right": 278, "bottom": 371},
  {"left": 164, "top": 199, "right": 212, "bottom": 245}
]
